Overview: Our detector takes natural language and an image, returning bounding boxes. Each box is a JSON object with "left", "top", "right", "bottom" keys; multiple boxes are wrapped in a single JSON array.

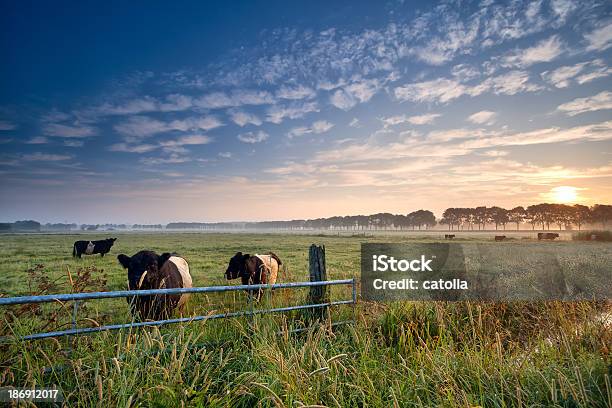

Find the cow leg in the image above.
[{"left": 100, "top": 252, "right": 105, "bottom": 257}]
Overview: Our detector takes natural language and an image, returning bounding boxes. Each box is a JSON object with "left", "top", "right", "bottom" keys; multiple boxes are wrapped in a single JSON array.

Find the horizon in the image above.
[{"left": 1, "top": 0, "right": 612, "bottom": 224}]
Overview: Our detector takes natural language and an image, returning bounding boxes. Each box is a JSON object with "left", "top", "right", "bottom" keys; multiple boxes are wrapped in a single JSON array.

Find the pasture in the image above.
[{"left": 0, "top": 232, "right": 610, "bottom": 407}]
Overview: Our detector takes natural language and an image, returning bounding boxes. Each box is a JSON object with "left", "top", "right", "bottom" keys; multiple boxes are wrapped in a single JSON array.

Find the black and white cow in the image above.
[
  {"left": 118, "top": 250, "right": 192, "bottom": 320},
  {"left": 73, "top": 238, "right": 117, "bottom": 258}
]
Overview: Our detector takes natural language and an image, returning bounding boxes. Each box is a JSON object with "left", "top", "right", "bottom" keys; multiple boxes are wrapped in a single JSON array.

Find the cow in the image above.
[
  {"left": 117, "top": 250, "right": 192, "bottom": 320},
  {"left": 73, "top": 238, "right": 117, "bottom": 258},
  {"left": 445, "top": 234, "right": 455, "bottom": 239},
  {"left": 494, "top": 235, "right": 506, "bottom": 241},
  {"left": 538, "top": 232, "right": 560, "bottom": 240},
  {"left": 225, "top": 252, "right": 282, "bottom": 301}
]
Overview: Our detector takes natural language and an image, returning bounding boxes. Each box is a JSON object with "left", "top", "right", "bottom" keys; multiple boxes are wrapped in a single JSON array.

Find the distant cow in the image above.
[
  {"left": 117, "top": 250, "right": 192, "bottom": 320},
  {"left": 538, "top": 232, "right": 560, "bottom": 240},
  {"left": 73, "top": 238, "right": 117, "bottom": 258},
  {"left": 494, "top": 235, "right": 506, "bottom": 241},
  {"left": 445, "top": 234, "right": 455, "bottom": 239},
  {"left": 225, "top": 252, "right": 282, "bottom": 301}
]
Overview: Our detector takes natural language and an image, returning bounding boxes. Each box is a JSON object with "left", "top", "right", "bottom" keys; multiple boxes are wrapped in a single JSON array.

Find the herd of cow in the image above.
[
  {"left": 72, "top": 232, "right": 562, "bottom": 321},
  {"left": 72, "top": 238, "right": 282, "bottom": 321},
  {"left": 444, "top": 232, "right": 560, "bottom": 241}
]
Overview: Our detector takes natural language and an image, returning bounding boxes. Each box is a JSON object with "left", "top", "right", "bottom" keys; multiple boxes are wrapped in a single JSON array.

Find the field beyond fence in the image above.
[{"left": 0, "top": 232, "right": 610, "bottom": 407}]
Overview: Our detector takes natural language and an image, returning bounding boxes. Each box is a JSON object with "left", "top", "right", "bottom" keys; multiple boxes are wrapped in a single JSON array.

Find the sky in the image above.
[{"left": 0, "top": 0, "right": 611, "bottom": 224}]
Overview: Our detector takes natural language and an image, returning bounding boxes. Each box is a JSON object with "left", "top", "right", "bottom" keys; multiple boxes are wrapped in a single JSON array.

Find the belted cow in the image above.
[
  {"left": 73, "top": 238, "right": 117, "bottom": 258},
  {"left": 225, "top": 252, "right": 282, "bottom": 301},
  {"left": 538, "top": 232, "right": 560, "bottom": 240},
  {"left": 117, "top": 250, "right": 192, "bottom": 320}
]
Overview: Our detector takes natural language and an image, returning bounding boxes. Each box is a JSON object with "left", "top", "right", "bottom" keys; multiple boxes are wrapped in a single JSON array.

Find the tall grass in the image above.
[{"left": 1, "top": 301, "right": 610, "bottom": 407}]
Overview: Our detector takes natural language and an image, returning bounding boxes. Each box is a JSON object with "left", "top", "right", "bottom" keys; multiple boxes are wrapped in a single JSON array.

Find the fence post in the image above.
[{"left": 308, "top": 244, "right": 328, "bottom": 320}]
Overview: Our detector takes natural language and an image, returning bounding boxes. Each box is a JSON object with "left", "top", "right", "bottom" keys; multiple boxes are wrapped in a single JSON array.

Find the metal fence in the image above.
[{"left": 0, "top": 279, "right": 357, "bottom": 341}]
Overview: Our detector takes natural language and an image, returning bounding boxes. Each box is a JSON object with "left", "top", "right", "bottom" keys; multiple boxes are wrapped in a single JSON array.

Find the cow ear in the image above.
[
  {"left": 159, "top": 252, "right": 172, "bottom": 266},
  {"left": 117, "top": 254, "right": 131, "bottom": 269}
]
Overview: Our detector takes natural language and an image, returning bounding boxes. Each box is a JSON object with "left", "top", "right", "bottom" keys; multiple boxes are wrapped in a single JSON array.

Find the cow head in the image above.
[
  {"left": 118, "top": 250, "right": 172, "bottom": 290},
  {"left": 108, "top": 238, "right": 117, "bottom": 243},
  {"left": 225, "top": 252, "right": 249, "bottom": 280}
]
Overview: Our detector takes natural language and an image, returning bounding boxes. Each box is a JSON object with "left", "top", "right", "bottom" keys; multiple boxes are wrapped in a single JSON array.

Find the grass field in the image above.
[{"left": 0, "top": 232, "right": 610, "bottom": 407}]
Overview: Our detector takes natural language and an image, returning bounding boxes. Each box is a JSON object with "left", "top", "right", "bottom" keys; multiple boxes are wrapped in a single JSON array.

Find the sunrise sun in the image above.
[{"left": 550, "top": 186, "right": 579, "bottom": 203}]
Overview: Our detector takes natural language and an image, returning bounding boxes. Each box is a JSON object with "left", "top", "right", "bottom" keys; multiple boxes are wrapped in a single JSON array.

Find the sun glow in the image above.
[{"left": 551, "top": 186, "right": 579, "bottom": 203}]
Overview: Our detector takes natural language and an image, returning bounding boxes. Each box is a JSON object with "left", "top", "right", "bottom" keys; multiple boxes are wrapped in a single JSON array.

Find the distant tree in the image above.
[
  {"left": 591, "top": 204, "right": 612, "bottom": 230},
  {"left": 473, "top": 206, "right": 488, "bottom": 230},
  {"left": 571, "top": 204, "right": 591, "bottom": 230},
  {"left": 485, "top": 207, "right": 508, "bottom": 230},
  {"left": 13, "top": 220, "right": 41, "bottom": 232},
  {"left": 508, "top": 206, "right": 526, "bottom": 230}
]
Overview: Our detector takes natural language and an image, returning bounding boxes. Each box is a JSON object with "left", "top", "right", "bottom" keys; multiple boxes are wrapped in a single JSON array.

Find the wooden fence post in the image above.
[{"left": 308, "top": 244, "right": 328, "bottom": 320}]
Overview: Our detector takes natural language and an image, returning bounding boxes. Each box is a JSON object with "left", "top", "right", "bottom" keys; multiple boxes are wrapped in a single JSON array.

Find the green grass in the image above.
[{"left": 0, "top": 233, "right": 610, "bottom": 407}]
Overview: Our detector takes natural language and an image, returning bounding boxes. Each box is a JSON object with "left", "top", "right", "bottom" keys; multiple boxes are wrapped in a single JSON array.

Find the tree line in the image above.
[
  {"left": 440, "top": 203, "right": 612, "bottom": 231},
  {"left": 2, "top": 203, "right": 611, "bottom": 232},
  {"left": 167, "top": 210, "right": 437, "bottom": 230}
]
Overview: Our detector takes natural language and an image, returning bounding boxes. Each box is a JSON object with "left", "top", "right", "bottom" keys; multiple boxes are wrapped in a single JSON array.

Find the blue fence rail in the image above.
[{"left": 0, "top": 279, "right": 357, "bottom": 341}]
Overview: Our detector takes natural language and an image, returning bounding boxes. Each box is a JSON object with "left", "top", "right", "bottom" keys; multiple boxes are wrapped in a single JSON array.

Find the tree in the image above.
[
  {"left": 571, "top": 205, "right": 590, "bottom": 230},
  {"left": 591, "top": 204, "right": 612, "bottom": 230},
  {"left": 487, "top": 207, "right": 509, "bottom": 230},
  {"left": 508, "top": 206, "right": 526, "bottom": 230}
]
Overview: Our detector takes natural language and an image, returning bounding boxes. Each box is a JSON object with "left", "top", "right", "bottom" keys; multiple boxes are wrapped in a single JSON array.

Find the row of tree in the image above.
[
  {"left": 167, "top": 210, "right": 437, "bottom": 231},
  {"left": 2, "top": 204, "right": 611, "bottom": 232},
  {"left": 440, "top": 204, "right": 612, "bottom": 231}
]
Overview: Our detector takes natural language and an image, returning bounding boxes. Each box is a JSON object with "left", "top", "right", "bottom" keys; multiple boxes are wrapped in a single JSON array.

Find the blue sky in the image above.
[{"left": 0, "top": 0, "right": 611, "bottom": 223}]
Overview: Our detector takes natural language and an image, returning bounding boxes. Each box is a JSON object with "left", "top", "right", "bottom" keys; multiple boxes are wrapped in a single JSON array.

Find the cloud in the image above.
[
  {"left": 229, "top": 110, "right": 262, "bottom": 127},
  {"left": 407, "top": 113, "right": 441, "bottom": 125},
  {"left": 412, "top": 16, "right": 480, "bottom": 65},
  {"left": 287, "top": 120, "right": 334, "bottom": 138},
  {"left": 43, "top": 123, "right": 96, "bottom": 138},
  {"left": 541, "top": 59, "right": 611, "bottom": 88},
  {"left": 395, "top": 70, "right": 540, "bottom": 104},
  {"left": 266, "top": 101, "right": 318, "bottom": 124},
  {"left": 196, "top": 90, "right": 274, "bottom": 109},
  {"left": 25, "top": 136, "right": 48, "bottom": 144},
  {"left": 114, "top": 115, "right": 223, "bottom": 138},
  {"left": 557, "top": 91, "right": 612, "bottom": 116},
  {"left": 551, "top": 0, "right": 579, "bottom": 22},
  {"left": 451, "top": 64, "right": 480, "bottom": 81},
  {"left": 330, "top": 78, "right": 381, "bottom": 110},
  {"left": 585, "top": 21, "right": 612, "bottom": 52},
  {"left": 109, "top": 143, "right": 158, "bottom": 153},
  {"left": 110, "top": 134, "right": 212, "bottom": 154},
  {"left": 467, "top": 111, "right": 497, "bottom": 125},
  {"left": 379, "top": 113, "right": 440, "bottom": 127},
  {"left": 140, "top": 153, "right": 191, "bottom": 165},
  {"left": 238, "top": 130, "right": 269, "bottom": 144},
  {"left": 218, "top": 152, "right": 232, "bottom": 159},
  {"left": 160, "top": 134, "right": 213, "bottom": 147},
  {"left": 64, "top": 140, "right": 84, "bottom": 147},
  {"left": 22, "top": 152, "right": 72, "bottom": 161},
  {"left": 276, "top": 85, "right": 316, "bottom": 100},
  {"left": 395, "top": 78, "right": 467, "bottom": 104},
  {"left": 0, "top": 120, "right": 17, "bottom": 131},
  {"left": 349, "top": 118, "right": 361, "bottom": 128},
  {"left": 380, "top": 115, "right": 408, "bottom": 127},
  {"left": 502, "top": 35, "right": 564, "bottom": 68}
]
